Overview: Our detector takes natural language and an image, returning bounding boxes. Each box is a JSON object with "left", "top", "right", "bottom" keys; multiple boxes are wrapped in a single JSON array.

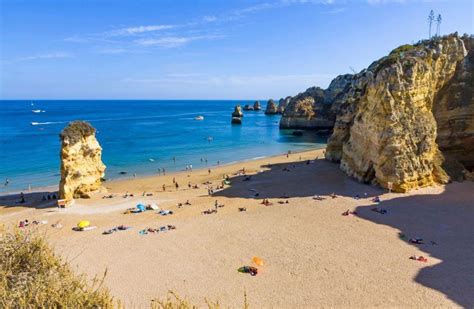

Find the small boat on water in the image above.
[
  {"left": 32, "top": 109, "right": 45, "bottom": 113},
  {"left": 194, "top": 115, "right": 204, "bottom": 120}
]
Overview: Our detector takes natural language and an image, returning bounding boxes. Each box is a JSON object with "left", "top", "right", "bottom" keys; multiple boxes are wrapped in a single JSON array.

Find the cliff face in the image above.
[
  {"left": 59, "top": 121, "right": 106, "bottom": 201},
  {"left": 327, "top": 34, "right": 471, "bottom": 192},
  {"left": 282, "top": 33, "right": 473, "bottom": 192}
]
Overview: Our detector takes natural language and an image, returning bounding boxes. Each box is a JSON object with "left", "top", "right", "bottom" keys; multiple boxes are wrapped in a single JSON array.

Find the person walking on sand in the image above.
[
  {"left": 172, "top": 177, "right": 176, "bottom": 184},
  {"left": 175, "top": 182, "right": 179, "bottom": 191},
  {"left": 162, "top": 184, "right": 166, "bottom": 192},
  {"left": 214, "top": 200, "right": 218, "bottom": 211},
  {"left": 208, "top": 168, "right": 211, "bottom": 175}
]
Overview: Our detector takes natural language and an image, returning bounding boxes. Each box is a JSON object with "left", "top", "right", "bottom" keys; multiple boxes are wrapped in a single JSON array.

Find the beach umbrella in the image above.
[{"left": 77, "top": 220, "right": 90, "bottom": 229}]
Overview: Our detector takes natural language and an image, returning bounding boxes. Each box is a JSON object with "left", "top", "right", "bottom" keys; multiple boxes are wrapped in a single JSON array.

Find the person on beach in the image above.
[
  {"left": 189, "top": 164, "right": 192, "bottom": 171},
  {"left": 163, "top": 168, "right": 166, "bottom": 175},
  {"left": 4, "top": 178, "right": 9, "bottom": 186},
  {"left": 173, "top": 177, "right": 176, "bottom": 184},
  {"left": 162, "top": 184, "right": 166, "bottom": 192},
  {"left": 205, "top": 158, "right": 208, "bottom": 165},
  {"left": 19, "top": 192, "right": 25, "bottom": 203},
  {"left": 217, "top": 160, "right": 220, "bottom": 166},
  {"left": 175, "top": 182, "right": 179, "bottom": 191},
  {"left": 208, "top": 168, "right": 211, "bottom": 175},
  {"left": 133, "top": 173, "right": 136, "bottom": 179},
  {"left": 214, "top": 200, "right": 218, "bottom": 211}
]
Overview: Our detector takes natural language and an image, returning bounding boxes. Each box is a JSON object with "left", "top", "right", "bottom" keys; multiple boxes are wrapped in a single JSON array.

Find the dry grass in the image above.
[
  {"left": 0, "top": 229, "right": 115, "bottom": 308},
  {"left": 0, "top": 229, "right": 250, "bottom": 308}
]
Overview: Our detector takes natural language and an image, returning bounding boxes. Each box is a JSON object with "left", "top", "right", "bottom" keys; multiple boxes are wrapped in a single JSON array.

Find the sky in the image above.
[{"left": 0, "top": 0, "right": 472, "bottom": 100}]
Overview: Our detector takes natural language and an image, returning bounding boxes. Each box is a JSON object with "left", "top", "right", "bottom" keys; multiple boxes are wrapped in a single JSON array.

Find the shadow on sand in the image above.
[
  {"left": 355, "top": 183, "right": 474, "bottom": 307},
  {"left": 0, "top": 191, "right": 59, "bottom": 210},
  {"left": 216, "top": 157, "right": 473, "bottom": 307},
  {"left": 214, "top": 158, "right": 384, "bottom": 199}
]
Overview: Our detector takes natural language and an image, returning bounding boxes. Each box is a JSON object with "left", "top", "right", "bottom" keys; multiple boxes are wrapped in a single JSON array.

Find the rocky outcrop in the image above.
[
  {"left": 243, "top": 104, "right": 254, "bottom": 111},
  {"left": 325, "top": 34, "right": 472, "bottom": 192},
  {"left": 280, "top": 75, "right": 352, "bottom": 130},
  {"left": 282, "top": 33, "right": 473, "bottom": 192},
  {"left": 265, "top": 99, "right": 278, "bottom": 114},
  {"left": 59, "top": 121, "right": 106, "bottom": 201},
  {"left": 232, "top": 105, "right": 243, "bottom": 117},
  {"left": 277, "top": 96, "right": 291, "bottom": 114},
  {"left": 253, "top": 101, "right": 261, "bottom": 111}
]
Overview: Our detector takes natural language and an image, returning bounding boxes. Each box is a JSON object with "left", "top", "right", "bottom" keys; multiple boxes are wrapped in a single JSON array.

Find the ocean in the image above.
[{"left": 0, "top": 100, "right": 326, "bottom": 193}]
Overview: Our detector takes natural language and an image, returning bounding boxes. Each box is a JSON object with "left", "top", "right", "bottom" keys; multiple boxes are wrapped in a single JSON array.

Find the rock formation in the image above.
[
  {"left": 232, "top": 105, "right": 243, "bottom": 117},
  {"left": 277, "top": 96, "right": 291, "bottom": 114},
  {"left": 243, "top": 104, "right": 254, "bottom": 111},
  {"left": 59, "top": 121, "right": 106, "bottom": 201},
  {"left": 253, "top": 101, "right": 261, "bottom": 111},
  {"left": 282, "top": 33, "right": 473, "bottom": 192},
  {"left": 231, "top": 117, "right": 242, "bottom": 124},
  {"left": 265, "top": 99, "right": 278, "bottom": 114}
]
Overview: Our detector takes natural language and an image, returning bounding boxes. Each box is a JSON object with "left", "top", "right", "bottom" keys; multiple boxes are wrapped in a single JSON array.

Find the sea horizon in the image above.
[{"left": 0, "top": 100, "right": 327, "bottom": 193}]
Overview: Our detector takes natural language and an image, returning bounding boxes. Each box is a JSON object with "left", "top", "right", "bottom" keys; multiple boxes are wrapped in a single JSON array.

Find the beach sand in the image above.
[{"left": 1, "top": 148, "right": 473, "bottom": 307}]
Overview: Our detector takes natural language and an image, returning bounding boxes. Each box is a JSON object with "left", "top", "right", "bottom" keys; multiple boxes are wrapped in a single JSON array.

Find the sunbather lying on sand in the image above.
[
  {"left": 261, "top": 199, "right": 273, "bottom": 206},
  {"left": 202, "top": 209, "right": 217, "bottom": 215},
  {"left": 313, "top": 195, "right": 325, "bottom": 201}
]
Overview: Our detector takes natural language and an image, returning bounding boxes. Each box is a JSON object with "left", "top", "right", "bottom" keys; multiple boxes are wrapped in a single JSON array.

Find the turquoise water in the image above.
[{"left": 0, "top": 100, "right": 326, "bottom": 192}]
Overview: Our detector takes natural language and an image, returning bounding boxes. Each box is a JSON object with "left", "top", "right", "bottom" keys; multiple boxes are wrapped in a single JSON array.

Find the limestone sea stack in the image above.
[
  {"left": 281, "top": 33, "right": 474, "bottom": 192},
  {"left": 265, "top": 99, "right": 278, "bottom": 114},
  {"left": 277, "top": 96, "right": 291, "bottom": 114},
  {"left": 232, "top": 105, "right": 243, "bottom": 117},
  {"left": 59, "top": 121, "right": 106, "bottom": 202},
  {"left": 253, "top": 101, "right": 261, "bottom": 111}
]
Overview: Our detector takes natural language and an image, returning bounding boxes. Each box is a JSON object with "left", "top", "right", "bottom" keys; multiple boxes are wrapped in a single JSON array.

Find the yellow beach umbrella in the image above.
[{"left": 77, "top": 220, "right": 90, "bottom": 229}]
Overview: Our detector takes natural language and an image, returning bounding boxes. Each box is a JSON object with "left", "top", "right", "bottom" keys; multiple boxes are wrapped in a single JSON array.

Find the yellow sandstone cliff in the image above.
[
  {"left": 58, "top": 121, "right": 106, "bottom": 201},
  {"left": 282, "top": 33, "right": 473, "bottom": 192}
]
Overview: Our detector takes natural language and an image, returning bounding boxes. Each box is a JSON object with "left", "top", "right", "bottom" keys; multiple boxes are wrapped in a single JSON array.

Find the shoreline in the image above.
[{"left": 0, "top": 146, "right": 326, "bottom": 197}]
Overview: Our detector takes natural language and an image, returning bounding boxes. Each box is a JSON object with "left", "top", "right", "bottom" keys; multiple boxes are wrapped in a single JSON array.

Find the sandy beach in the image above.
[{"left": 1, "top": 148, "right": 473, "bottom": 308}]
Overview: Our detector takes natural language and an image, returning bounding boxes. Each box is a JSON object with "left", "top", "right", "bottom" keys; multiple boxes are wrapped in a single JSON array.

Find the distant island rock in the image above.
[
  {"left": 253, "top": 101, "right": 262, "bottom": 111},
  {"left": 281, "top": 33, "right": 474, "bottom": 192},
  {"left": 243, "top": 104, "right": 254, "bottom": 111},
  {"left": 232, "top": 105, "right": 243, "bottom": 117},
  {"left": 265, "top": 99, "right": 278, "bottom": 114},
  {"left": 59, "top": 121, "right": 106, "bottom": 202}
]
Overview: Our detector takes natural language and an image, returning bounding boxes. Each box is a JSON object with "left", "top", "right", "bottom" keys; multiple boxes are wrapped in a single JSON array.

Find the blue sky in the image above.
[{"left": 0, "top": 0, "right": 472, "bottom": 99}]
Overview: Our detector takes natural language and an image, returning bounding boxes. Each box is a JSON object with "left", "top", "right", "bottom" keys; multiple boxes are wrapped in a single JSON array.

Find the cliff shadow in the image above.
[
  {"left": 354, "top": 182, "right": 474, "bottom": 308},
  {"left": 0, "top": 191, "right": 60, "bottom": 210},
  {"left": 214, "top": 157, "right": 384, "bottom": 199}
]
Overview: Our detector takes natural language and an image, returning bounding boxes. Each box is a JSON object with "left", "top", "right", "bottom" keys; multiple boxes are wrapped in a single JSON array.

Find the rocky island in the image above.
[{"left": 281, "top": 33, "right": 473, "bottom": 192}]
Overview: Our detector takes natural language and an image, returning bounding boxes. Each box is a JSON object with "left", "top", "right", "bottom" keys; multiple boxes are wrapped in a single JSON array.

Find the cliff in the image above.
[
  {"left": 282, "top": 33, "right": 473, "bottom": 192},
  {"left": 59, "top": 121, "right": 106, "bottom": 201}
]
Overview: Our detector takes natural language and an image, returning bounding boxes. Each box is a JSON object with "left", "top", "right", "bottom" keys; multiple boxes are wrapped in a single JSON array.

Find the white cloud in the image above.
[
  {"left": 105, "top": 24, "right": 175, "bottom": 37},
  {"left": 134, "top": 35, "right": 225, "bottom": 48},
  {"left": 19, "top": 52, "right": 74, "bottom": 61}
]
